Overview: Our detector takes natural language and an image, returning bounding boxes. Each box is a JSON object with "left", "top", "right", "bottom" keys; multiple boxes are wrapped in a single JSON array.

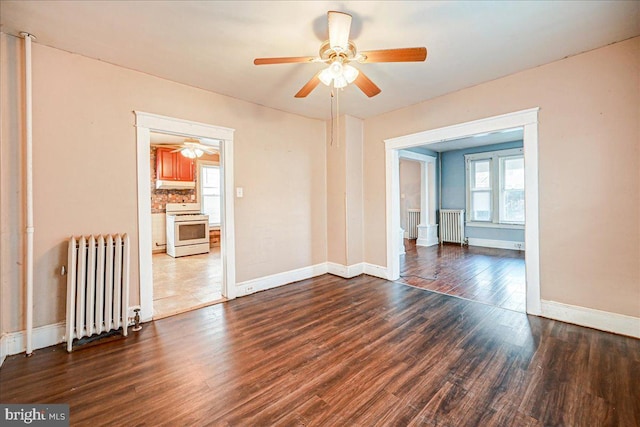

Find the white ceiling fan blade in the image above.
[{"left": 328, "top": 11, "right": 352, "bottom": 51}]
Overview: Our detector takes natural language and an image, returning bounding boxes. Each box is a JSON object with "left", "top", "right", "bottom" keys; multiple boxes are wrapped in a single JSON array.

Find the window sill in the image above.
[{"left": 466, "top": 222, "right": 524, "bottom": 230}]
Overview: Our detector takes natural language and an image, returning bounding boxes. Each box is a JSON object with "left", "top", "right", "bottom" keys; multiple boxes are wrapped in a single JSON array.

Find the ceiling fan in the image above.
[
  {"left": 170, "top": 139, "right": 218, "bottom": 159},
  {"left": 254, "top": 11, "right": 427, "bottom": 98}
]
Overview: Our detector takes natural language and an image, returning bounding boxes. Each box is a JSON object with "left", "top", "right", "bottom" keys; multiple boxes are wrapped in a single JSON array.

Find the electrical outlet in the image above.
[
  {"left": 514, "top": 243, "right": 523, "bottom": 250},
  {"left": 246, "top": 286, "right": 254, "bottom": 294}
]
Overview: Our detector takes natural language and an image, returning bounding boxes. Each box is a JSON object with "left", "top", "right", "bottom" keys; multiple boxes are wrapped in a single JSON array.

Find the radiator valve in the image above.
[{"left": 132, "top": 308, "right": 142, "bottom": 332}]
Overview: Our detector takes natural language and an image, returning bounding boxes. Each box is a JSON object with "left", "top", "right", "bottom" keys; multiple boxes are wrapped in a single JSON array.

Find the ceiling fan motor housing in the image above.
[{"left": 319, "top": 40, "right": 359, "bottom": 63}]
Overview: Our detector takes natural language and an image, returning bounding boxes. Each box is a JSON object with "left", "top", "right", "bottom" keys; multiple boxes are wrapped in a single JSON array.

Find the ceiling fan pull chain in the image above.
[
  {"left": 330, "top": 90, "right": 334, "bottom": 146},
  {"left": 336, "top": 87, "right": 340, "bottom": 148}
]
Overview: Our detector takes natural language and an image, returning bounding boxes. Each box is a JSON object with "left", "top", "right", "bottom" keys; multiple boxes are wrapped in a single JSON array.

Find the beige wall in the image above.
[
  {"left": 326, "top": 119, "right": 346, "bottom": 265},
  {"left": 326, "top": 115, "right": 364, "bottom": 266},
  {"left": 0, "top": 33, "right": 327, "bottom": 333},
  {"left": 399, "top": 159, "right": 421, "bottom": 232},
  {"left": 344, "top": 115, "right": 364, "bottom": 266},
  {"left": 363, "top": 37, "right": 640, "bottom": 317}
]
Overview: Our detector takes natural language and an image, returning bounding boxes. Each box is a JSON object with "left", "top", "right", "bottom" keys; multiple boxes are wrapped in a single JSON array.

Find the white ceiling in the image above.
[
  {"left": 410, "top": 127, "right": 524, "bottom": 153},
  {"left": 1, "top": 1, "right": 638, "bottom": 120},
  {"left": 150, "top": 131, "right": 221, "bottom": 149},
  {"left": 150, "top": 132, "right": 188, "bottom": 145}
]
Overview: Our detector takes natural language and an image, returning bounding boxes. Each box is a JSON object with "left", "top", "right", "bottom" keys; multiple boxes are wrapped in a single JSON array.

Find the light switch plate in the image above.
[{"left": 236, "top": 187, "right": 243, "bottom": 198}]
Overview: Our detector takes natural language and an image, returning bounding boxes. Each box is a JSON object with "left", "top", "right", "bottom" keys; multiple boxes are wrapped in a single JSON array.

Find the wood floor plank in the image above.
[
  {"left": 1, "top": 274, "right": 638, "bottom": 426},
  {"left": 399, "top": 240, "right": 526, "bottom": 312}
]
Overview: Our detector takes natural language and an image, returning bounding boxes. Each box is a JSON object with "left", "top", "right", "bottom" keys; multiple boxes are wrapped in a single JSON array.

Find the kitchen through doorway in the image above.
[{"left": 149, "top": 131, "right": 224, "bottom": 319}]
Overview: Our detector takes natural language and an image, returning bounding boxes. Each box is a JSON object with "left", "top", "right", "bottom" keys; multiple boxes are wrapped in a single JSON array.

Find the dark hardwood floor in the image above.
[
  {"left": 399, "top": 240, "right": 526, "bottom": 312},
  {"left": 1, "top": 274, "right": 638, "bottom": 426}
]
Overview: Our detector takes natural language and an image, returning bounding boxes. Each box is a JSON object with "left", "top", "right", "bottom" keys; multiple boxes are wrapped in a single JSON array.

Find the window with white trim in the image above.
[
  {"left": 201, "top": 165, "right": 221, "bottom": 226},
  {"left": 465, "top": 148, "right": 524, "bottom": 226}
]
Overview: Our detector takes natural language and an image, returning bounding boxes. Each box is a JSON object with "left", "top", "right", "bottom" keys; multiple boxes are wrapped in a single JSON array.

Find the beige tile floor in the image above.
[{"left": 152, "top": 248, "right": 224, "bottom": 319}]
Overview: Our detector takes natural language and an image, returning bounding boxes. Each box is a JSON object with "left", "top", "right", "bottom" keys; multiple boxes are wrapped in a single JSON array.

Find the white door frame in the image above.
[
  {"left": 398, "top": 150, "right": 438, "bottom": 247},
  {"left": 384, "top": 108, "right": 541, "bottom": 315},
  {"left": 134, "top": 111, "right": 236, "bottom": 322}
]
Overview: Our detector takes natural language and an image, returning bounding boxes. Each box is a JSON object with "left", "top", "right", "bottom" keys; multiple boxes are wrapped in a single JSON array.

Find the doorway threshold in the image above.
[{"left": 153, "top": 297, "right": 228, "bottom": 320}]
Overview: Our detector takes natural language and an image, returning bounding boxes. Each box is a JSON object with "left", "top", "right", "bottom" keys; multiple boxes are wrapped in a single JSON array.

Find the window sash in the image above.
[
  {"left": 201, "top": 165, "right": 221, "bottom": 225},
  {"left": 202, "top": 194, "right": 221, "bottom": 225},
  {"left": 465, "top": 149, "right": 525, "bottom": 226},
  {"left": 468, "top": 159, "right": 493, "bottom": 222},
  {"left": 499, "top": 155, "right": 524, "bottom": 225},
  {"left": 500, "top": 189, "right": 525, "bottom": 224},
  {"left": 470, "top": 189, "right": 492, "bottom": 221},
  {"left": 470, "top": 159, "right": 491, "bottom": 190}
]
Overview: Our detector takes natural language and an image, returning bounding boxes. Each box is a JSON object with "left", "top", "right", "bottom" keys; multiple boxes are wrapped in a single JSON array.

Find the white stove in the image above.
[
  {"left": 165, "top": 203, "right": 210, "bottom": 257},
  {"left": 171, "top": 213, "right": 209, "bottom": 222}
]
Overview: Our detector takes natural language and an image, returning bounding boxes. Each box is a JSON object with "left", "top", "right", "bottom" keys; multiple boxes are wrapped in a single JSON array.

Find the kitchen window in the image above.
[
  {"left": 465, "top": 148, "right": 524, "bottom": 227},
  {"left": 200, "top": 164, "right": 221, "bottom": 226}
]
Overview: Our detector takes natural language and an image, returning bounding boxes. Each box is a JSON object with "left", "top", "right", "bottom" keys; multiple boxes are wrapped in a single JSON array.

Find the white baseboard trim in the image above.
[
  {"left": 327, "top": 262, "right": 390, "bottom": 281},
  {"left": 235, "top": 261, "right": 390, "bottom": 297},
  {"left": 237, "top": 263, "right": 328, "bottom": 296},
  {"left": 0, "top": 334, "right": 6, "bottom": 367},
  {"left": 0, "top": 307, "right": 145, "bottom": 367},
  {"left": 327, "top": 262, "right": 364, "bottom": 278},
  {"left": 540, "top": 300, "right": 640, "bottom": 338},
  {"left": 0, "top": 322, "right": 66, "bottom": 366},
  {"left": 364, "top": 263, "right": 391, "bottom": 280},
  {"left": 416, "top": 237, "right": 439, "bottom": 247},
  {"left": 467, "top": 238, "right": 524, "bottom": 251}
]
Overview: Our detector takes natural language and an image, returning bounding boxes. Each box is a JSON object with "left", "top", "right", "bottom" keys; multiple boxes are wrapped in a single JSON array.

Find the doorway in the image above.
[
  {"left": 385, "top": 108, "right": 541, "bottom": 315},
  {"left": 148, "top": 132, "right": 224, "bottom": 318},
  {"left": 135, "top": 111, "right": 236, "bottom": 322},
  {"left": 397, "top": 132, "right": 527, "bottom": 312}
]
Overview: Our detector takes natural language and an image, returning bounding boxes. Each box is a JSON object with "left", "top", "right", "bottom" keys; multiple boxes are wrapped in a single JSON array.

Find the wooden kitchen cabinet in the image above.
[{"left": 156, "top": 147, "right": 194, "bottom": 181}]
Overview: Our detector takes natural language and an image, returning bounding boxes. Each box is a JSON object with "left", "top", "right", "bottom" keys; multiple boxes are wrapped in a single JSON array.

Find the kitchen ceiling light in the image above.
[{"left": 180, "top": 147, "right": 203, "bottom": 158}]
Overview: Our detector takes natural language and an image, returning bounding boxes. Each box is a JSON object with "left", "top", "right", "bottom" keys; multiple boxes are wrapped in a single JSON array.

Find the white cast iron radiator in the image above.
[
  {"left": 406, "top": 209, "right": 421, "bottom": 239},
  {"left": 65, "top": 234, "right": 130, "bottom": 352},
  {"left": 440, "top": 209, "right": 465, "bottom": 245}
]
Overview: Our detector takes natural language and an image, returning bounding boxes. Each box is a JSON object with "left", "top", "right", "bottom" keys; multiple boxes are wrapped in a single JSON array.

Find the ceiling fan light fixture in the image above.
[
  {"left": 333, "top": 74, "right": 348, "bottom": 89},
  {"left": 329, "top": 60, "right": 344, "bottom": 78},
  {"left": 318, "top": 68, "right": 333, "bottom": 86},
  {"left": 343, "top": 64, "right": 359, "bottom": 83},
  {"left": 319, "top": 59, "right": 358, "bottom": 88},
  {"left": 180, "top": 148, "right": 196, "bottom": 159},
  {"left": 180, "top": 147, "right": 203, "bottom": 159}
]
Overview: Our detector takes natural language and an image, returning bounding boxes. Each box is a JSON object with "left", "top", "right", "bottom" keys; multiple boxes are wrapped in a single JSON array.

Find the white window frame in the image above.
[
  {"left": 198, "top": 160, "right": 221, "bottom": 227},
  {"left": 465, "top": 147, "right": 524, "bottom": 229}
]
